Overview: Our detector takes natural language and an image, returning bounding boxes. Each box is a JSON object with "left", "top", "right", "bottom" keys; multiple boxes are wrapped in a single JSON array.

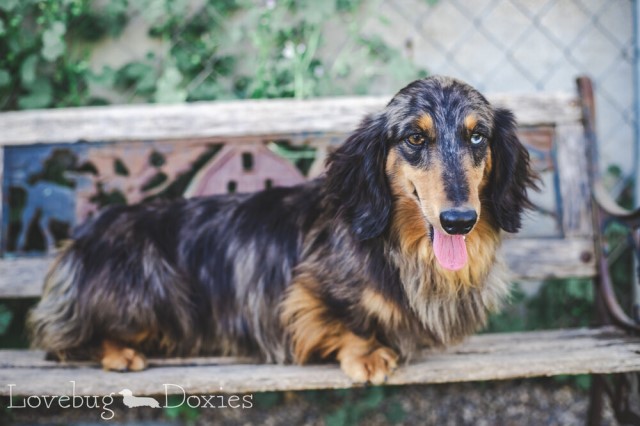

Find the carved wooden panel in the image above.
[
  {"left": 2, "top": 138, "right": 313, "bottom": 254},
  {"left": 184, "top": 144, "right": 305, "bottom": 197}
]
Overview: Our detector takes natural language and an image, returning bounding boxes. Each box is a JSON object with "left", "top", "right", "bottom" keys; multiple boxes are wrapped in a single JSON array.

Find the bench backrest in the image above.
[{"left": 0, "top": 83, "right": 595, "bottom": 297}]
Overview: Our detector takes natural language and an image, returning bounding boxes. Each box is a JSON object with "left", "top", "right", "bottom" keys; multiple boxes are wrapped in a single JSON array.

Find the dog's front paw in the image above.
[
  {"left": 101, "top": 341, "right": 148, "bottom": 372},
  {"left": 340, "top": 346, "right": 398, "bottom": 385}
]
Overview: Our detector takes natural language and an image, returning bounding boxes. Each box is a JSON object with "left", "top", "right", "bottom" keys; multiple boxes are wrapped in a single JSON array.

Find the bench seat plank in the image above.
[
  {"left": 0, "top": 238, "right": 596, "bottom": 298},
  {"left": 0, "top": 327, "right": 637, "bottom": 396}
]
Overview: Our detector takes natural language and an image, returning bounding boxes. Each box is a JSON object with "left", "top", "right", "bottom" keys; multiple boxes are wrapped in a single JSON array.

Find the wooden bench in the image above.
[{"left": 0, "top": 76, "right": 639, "bottom": 423}]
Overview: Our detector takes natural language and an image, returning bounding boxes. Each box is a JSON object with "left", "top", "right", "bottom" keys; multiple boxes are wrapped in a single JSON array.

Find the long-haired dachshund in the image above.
[{"left": 29, "top": 76, "right": 537, "bottom": 384}]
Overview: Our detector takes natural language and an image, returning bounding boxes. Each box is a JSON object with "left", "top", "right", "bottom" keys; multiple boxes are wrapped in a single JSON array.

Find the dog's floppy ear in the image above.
[
  {"left": 488, "top": 108, "right": 538, "bottom": 233},
  {"left": 325, "top": 114, "right": 392, "bottom": 240}
]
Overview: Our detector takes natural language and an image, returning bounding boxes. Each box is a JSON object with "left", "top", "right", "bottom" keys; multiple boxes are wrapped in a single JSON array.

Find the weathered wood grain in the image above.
[
  {"left": 0, "top": 238, "right": 595, "bottom": 298},
  {"left": 489, "top": 92, "right": 582, "bottom": 126},
  {"left": 0, "top": 256, "right": 51, "bottom": 298},
  {"left": 555, "top": 123, "right": 593, "bottom": 237},
  {"left": 501, "top": 237, "right": 595, "bottom": 280},
  {"left": 0, "top": 327, "right": 636, "bottom": 396},
  {"left": 0, "top": 93, "right": 581, "bottom": 146}
]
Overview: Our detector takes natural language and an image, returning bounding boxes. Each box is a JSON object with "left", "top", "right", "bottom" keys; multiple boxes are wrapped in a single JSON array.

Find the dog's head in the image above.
[{"left": 325, "top": 76, "right": 537, "bottom": 269}]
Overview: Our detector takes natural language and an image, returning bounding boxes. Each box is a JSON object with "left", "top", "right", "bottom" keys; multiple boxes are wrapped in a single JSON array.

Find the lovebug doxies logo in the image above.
[
  {"left": 5, "top": 381, "right": 253, "bottom": 420},
  {"left": 119, "top": 389, "right": 161, "bottom": 408},
  {"left": 6, "top": 382, "right": 118, "bottom": 420}
]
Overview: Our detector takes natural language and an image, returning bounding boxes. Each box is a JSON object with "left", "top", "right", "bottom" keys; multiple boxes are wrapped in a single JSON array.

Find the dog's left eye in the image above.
[
  {"left": 406, "top": 134, "right": 425, "bottom": 145},
  {"left": 470, "top": 133, "right": 486, "bottom": 145}
]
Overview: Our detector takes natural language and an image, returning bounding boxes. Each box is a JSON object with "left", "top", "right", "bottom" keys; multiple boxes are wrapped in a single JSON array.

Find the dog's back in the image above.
[{"left": 28, "top": 183, "right": 323, "bottom": 363}]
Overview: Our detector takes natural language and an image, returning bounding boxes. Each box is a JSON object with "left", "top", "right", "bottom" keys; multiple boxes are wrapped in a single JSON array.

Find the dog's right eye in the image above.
[{"left": 406, "top": 134, "right": 425, "bottom": 146}]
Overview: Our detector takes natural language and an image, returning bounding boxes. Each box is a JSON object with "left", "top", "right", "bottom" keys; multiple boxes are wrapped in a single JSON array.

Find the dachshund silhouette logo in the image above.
[{"left": 118, "top": 389, "right": 161, "bottom": 408}]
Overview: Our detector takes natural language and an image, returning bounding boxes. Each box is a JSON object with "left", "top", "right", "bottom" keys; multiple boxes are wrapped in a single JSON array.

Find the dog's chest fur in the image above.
[
  {"left": 292, "top": 201, "right": 511, "bottom": 361},
  {"left": 378, "top": 197, "right": 510, "bottom": 355}
]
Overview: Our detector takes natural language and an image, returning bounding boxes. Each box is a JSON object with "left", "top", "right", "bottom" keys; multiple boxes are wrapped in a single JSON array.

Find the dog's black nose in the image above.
[{"left": 439, "top": 209, "right": 477, "bottom": 235}]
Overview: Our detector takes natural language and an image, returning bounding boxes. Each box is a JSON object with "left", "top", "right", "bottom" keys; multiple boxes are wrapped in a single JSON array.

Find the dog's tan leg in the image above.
[
  {"left": 281, "top": 277, "right": 398, "bottom": 384},
  {"left": 101, "top": 339, "right": 147, "bottom": 372}
]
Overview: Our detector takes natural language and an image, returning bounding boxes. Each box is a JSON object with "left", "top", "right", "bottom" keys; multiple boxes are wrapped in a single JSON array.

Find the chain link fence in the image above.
[
  {"left": 84, "top": 0, "right": 636, "bottom": 186},
  {"left": 362, "top": 0, "right": 635, "bottom": 188}
]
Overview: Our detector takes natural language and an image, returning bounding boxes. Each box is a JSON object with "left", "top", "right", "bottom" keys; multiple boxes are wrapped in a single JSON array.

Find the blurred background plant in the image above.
[
  {"left": 0, "top": 0, "right": 125, "bottom": 110},
  {"left": 0, "top": 0, "right": 426, "bottom": 111}
]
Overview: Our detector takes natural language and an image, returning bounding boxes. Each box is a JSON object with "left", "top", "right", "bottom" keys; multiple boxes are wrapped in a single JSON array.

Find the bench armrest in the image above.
[
  {"left": 592, "top": 181, "right": 640, "bottom": 332},
  {"left": 593, "top": 181, "right": 640, "bottom": 224}
]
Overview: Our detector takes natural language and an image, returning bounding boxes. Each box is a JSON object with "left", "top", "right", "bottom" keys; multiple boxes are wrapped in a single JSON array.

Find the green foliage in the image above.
[
  {"left": 1, "top": 0, "right": 426, "bottom": 111},
  {"left": 384, "top": 400, "right": 407, "bottom": 423},
  {"left": 293, "top": 386, "right": 406, "bottom": 426},
  {"left": 0, "top": 299, "right": 38, "bottom": 348},
  {"left": 252, "top": 391, "right": 283, "bottom": 408},
  {"left": 485, "top": 283, "right": 527, "bottom": 333},
  {"left": 325, "top": 386, "right": 385, "bottom": 426},
  {"left": 486, "top": 278, "right": 594, "bottom": 334},
  {"left": 0, "top": 0, "right": 126, "bottom": 110},
  {"left": 528, "top": 278, "right": 594, "bottom": 329},
  {"left": 0, "top": 303, "right": 13, "bottom": 335},
  {"left": 132, "top": 0, "right": 425, "bottom": 101},
  {"left": 163, "top": 395, "right": 200, "bottom": 425}
]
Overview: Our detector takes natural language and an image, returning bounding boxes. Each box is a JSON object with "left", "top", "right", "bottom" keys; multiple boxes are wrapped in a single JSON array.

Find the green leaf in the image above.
[
  {"left": 104, "top": 0, "right": 129, "bottom": 36},
  {"left": 304, "top": 1, "right": 334, "bottom": 24},
  {"left": 325, "top": 408, "right": 348, "bottom": 426},
  {"left": 0, "top": 69, "right": 11, "bottom": 87},
  {"left": 20, "top": 54, "right": 38, "bottom": 87},
  {"left": 188, "top": 80, "right": 223, "bottom": 101},
  {"left": 377, "top": 14, "right": 391, "bottom": 26},
  {"left": 252, "top": 391, "right": 281, "bottom": 408},
  {"left": 140, "top": 0, "right": 166, "bottom": 27},
  {"left": 88, "top": 66, "right": 116, "bottom": 87},
  {"left": 18, "top": 79, "right": 53, "bottom": 109},
  {"left": 336, "top": 0, "right": 362, "bottom": 13},
  {"left": 115, "top": 61, "right": 157, "bottom": 97},
  {"left": 154, "top": 65, "right": 186, "bottom": 103},
  {"left": 0, "top": 0, "right": 19, "bottom": 12},
  {"left": 574, "top": 374, "right": 591, "bottom": 390},
  {"left": 0, "top": 18, "right": 6, "bottom": 36},
  {"left": 41, "top": 21, "right": 67, "bottom": 62},
  {"left": 385, "top": 401, "right": 407, "bottom": 423},
  {"left": 0, "top": 304, "right": 13, "bottom": 335},
  {"left": 167, "top": 0, "right": 189, "bottom": 17}
]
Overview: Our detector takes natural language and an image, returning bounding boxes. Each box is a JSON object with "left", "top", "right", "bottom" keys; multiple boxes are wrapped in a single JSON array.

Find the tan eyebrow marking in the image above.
[
  {"left": 464, "top": 114, "right": 478, "bottom": 132},
  {"left": 416, "top": 114, "right": 435, "bottom": 138}
]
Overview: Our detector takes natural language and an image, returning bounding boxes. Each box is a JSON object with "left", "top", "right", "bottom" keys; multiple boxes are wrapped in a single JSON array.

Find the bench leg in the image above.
[
  {"left": 611, "top": 372, "right": 640, "bottom": 425},
  {"left": 587, "top": 374, "right": 605, "bottom": 426},
  {"left": 588, "top": 373, "right": 640, "bottom": 425}
]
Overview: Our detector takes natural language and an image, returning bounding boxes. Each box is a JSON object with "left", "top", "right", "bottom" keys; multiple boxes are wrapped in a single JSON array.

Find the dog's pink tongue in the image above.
[{"left": 433, "top": 229, "right": 468, "bottom": 271}]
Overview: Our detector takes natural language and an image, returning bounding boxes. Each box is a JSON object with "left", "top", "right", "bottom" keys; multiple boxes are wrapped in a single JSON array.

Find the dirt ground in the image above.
[{"left": 1, "top": 378, "right": 620, "bottom": 426}]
